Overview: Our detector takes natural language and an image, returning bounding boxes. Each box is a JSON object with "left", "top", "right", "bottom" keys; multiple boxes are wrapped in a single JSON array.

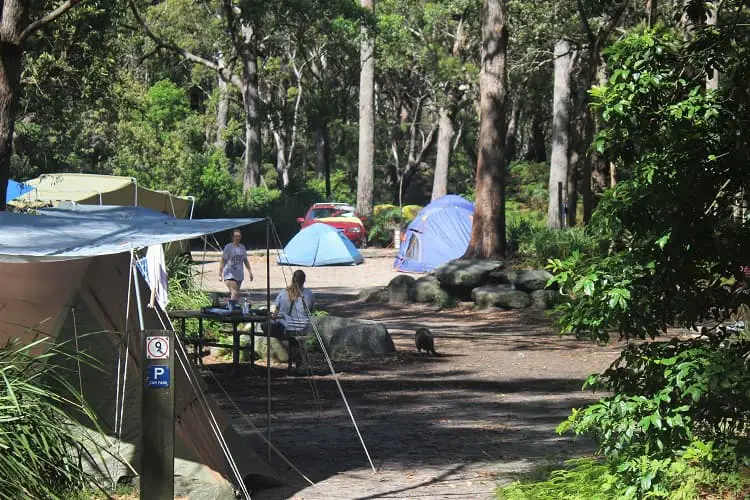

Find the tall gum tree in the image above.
[
  {"left": 464, "top": 0, "right": 508, "bottom": 259},
  {"left": 356, "top": 0, "right": 375, "bottom": 217},
  {"left": 547, "top": 39, "right": 574, "bottom": 228},
  {"left": 0, "top": 0, "right": 85, "bottom": 211}
]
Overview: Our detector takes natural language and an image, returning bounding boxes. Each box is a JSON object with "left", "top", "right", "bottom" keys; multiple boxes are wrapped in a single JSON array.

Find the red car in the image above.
[{"left": 297, "top": 203, "right": 368, "bottom": 248}]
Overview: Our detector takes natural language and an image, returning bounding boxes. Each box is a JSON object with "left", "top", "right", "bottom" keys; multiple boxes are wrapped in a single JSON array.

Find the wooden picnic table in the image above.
[{"left": 169, "top": 309, "right": 269, "bottom": 373}]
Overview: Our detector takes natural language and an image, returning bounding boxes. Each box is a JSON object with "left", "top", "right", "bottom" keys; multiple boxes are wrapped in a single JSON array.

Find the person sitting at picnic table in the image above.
[
  {"left": 219, "top": 229, "right": 253, "bottom": 309},
  {"left": 263, "top": 270, "right": 315, "bottom": 371}
]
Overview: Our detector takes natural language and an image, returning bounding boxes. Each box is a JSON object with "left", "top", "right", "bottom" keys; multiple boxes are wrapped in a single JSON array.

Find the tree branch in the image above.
[
  {"left": 597, "top": 1, "right": 628, "bottom": 49},
  {"left": 129, "top": 0, "right": 242, "bottom": 88},
  {"left": 18, "top": 0, "right": 83, "bottom": 44},
  {"left": 576, "top": 0, "right": 597, "bottom": 47}
]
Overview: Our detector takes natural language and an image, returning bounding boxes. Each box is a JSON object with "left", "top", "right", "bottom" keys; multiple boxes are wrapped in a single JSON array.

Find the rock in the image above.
[
  {"left": 514, "top": 269, "right": 554, "bottom": 293},
  {"left": 175, "top": 476, "right": 237, "bottom": 500},
  {"left": 386, "top": 275, "right": 417, "bottom": 304},
  {"left": 253, "top": 336, "right": 289, "bottom": 363},
  {"left": 309, "top": 315, "right": 395, "bottom": 359},
  {"left": 358, "top": 286, "right": 389, "bottom": 303},
  {"left": 414, "top": 275, "right": 455, "bottom": 307},
  {"left": 434, "top": 259, "right": 505, "bottom": 288},
  {"left": 472, "top": 285, "right": 531, "bottom": 309},
  {"left": 530, "top": 290, "right": 566, "bottom": 310},
  {"left": 488, "top": 269, "right": 518, "bottom": 285}
]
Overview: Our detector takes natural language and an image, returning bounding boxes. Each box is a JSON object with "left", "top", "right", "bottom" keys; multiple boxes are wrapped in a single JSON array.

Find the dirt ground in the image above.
[{"left": 196, "top": 250, "right": 626, "bottom": 499}]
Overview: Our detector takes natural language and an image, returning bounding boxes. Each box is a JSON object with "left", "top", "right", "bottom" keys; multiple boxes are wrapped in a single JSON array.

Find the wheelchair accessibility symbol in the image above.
[{"left": 146, "top": 336, "right": 169, "bottom": 359}]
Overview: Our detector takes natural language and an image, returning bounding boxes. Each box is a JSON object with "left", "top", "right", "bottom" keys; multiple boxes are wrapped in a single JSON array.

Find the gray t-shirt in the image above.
[
  {"left": 222, "top": 243, "right": 247, "bottom": 282},
  {"left": 274, "top": 288, "right": 315, "bottom": 332}
]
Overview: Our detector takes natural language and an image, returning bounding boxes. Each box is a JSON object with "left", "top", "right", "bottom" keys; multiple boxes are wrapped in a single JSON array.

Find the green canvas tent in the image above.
[{"left": 9, "top": 173, "right": 194, "bottom": 219}]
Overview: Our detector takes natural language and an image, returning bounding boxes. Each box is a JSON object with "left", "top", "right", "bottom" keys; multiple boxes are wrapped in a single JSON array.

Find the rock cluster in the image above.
[{"left": 367, "top": 259, "right": 565, "bottom": 310}]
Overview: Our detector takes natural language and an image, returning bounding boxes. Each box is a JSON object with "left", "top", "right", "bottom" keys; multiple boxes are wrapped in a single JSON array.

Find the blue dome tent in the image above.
[
  {"left": 394, "top": 195, "right": 474, "bottom": 273},
  {"left": 279, "top": 223, "right": 364, "bottom": 266},
  {"left": 5, "top": 179, "right": 34, "bottom": 203}
]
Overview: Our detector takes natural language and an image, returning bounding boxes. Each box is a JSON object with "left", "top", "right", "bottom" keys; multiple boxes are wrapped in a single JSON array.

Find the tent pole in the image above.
[
  {"left": 266, "top": 217, "right": 272, "bottom": 462},
  {"left": 131, "top": 250, "right": 146, "bottom": 331}
]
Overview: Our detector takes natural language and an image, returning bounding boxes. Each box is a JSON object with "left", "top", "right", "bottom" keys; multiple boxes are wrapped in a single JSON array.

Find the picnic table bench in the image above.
[{"left": 169, "top": 309, "right": 270, "bottom": 373}]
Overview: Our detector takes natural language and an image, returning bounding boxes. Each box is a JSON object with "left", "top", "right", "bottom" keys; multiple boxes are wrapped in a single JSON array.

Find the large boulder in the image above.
[
  {"left": 514, "top": 269, "right": 554, "bottom": 293},
  {"left": 434, "top": 259, "right": 505, "bottom": 288},
  {"left": 358, "top": 286, "right": 389, "bottom": 303},
  {"left": 530, "top": 290, "right": 567, "bottom": 310},
  {"left": 308, "top": 315, "right": 396, "bottom": 359},
  {"left": 472, "top": 285, "right": 531, "bottom": 309},
  {"left": 414, "top": 275, "right": 455, "bottom": 307},
  {"left": 253, "top": 336, "right": 290, "bottom": 363},
  {"left": 488, "top": 269, "right": 518, "bottom": 285},
  {"left": 386, "top": 275, "right": 417, "bottom": 304}
]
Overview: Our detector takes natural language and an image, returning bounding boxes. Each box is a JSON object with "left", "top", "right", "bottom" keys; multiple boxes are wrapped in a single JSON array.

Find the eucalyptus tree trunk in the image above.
[
  {"left": 431, "top": 107, "right": 453, "bottom": 201},
  {"left": 706, "top": 4, "right": 719, "bottom": 90},
  {"left": 505, "top": 98, "right": 520, "bottom": 164},
  {"left": 0, "top": 41, "right": 21, "bottom": 212},
  {"left": 240, "top": 24, "right": 261, "bottom": 191},
  {"left": 315, "top": 123, "right": 331, "bottom": 198},
  {"left": 646, "top": 0, "right": 658, "bottom": 26},
  {"left": 548, "top": 40, "right": 574, "bottom": 228},
  {"left": 356, "top": 0, "right": 375, "bottom": 217},
  {"left": 215, "top": 57, "right": 229, "bottom": 151},
  {"left": 464, "top": 0, "right": 508, "bottom": 259},
  {"left": 0, "top": 0, "right": 84, "bottom": 211},
  {"left": 272, "top": 130, "right": 290, "bottom": 188}
]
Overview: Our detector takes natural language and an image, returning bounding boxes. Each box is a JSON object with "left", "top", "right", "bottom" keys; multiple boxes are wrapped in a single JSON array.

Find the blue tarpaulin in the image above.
[
  {"left": 394, "top": 195, "right": 474, "bottom": 273},
  {"left": 0, "top": 209, "right": 262, "bottom": 262},
  {"left": 278, "top": 223, "right": 364, "bottom": 266},
  {"left": 6, "top": 180, "right": 34, "bottom": 203}
]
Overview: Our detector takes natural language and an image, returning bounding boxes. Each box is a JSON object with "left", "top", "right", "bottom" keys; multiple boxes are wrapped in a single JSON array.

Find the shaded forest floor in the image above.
[{"left": 201, "top": 282, "right": 627, "bottom": 499}]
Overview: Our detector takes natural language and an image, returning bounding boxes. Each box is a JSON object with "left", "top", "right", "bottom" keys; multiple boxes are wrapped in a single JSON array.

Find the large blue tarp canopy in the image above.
[
  {"left": 0, "top": 209, "right": 263, "bottom": 262},
  {"left": 6, "top": 180, "right": 34, "bottom": 203},
  {"left": 394, "top": 195, "right": 474, "bottom": 273},
  {"left": 278, "top": 223, "right": 363, "bottom": 266}
]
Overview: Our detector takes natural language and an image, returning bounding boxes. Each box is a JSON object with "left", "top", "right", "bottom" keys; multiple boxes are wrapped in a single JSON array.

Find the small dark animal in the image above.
[{"left": 415, "top": 328, "right": 437, "bottom": 355}]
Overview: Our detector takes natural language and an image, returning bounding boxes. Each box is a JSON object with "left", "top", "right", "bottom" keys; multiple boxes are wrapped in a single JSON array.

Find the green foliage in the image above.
[
  {"left": 305, "top": 170, "right": 355, "bottom": 204},
  {"left": 497, "top": 458, "right": 615, "bottom": 500},
  {"left": 145, "top": 79, "right": 190, "bottom": 130},
  {"left": 549, "top": 24, "right": 750, "bottom": 341},
  {"left": 507, "top": 161, "right": 549, "bottom": 213},
  {"left": 0, "top": 339, "right": 102, "bottom": 498},
  {"left": 364, "top": 204, "right": 422, "bottom": 247},
  {"left": 556, "top": 325, "right": 750, "bottom": 497}
]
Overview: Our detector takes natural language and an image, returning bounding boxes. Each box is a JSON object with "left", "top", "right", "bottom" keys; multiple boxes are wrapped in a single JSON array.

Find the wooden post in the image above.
[{"left": 141, "top": 329, "right": 175, "bottom": 500}]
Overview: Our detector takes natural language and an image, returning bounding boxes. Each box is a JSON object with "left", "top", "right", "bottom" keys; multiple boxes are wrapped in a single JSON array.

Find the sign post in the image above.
[{"left": 141, "top": 330, "right": 175, "bottom": 500}]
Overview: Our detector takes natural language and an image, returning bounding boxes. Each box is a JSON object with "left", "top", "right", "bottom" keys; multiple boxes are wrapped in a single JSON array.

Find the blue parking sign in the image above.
[{"left": 147, "top": 365, "right": 170, "bottom": 388}]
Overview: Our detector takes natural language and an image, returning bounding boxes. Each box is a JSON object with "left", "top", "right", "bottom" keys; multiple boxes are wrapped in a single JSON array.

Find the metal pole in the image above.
[
  {"left": 266, "top": 217, "right": 272, "bottom": 462},
  {"left": 132, "top": 251, "right": 146, "bottom": 331},
  {"left": 141, "top": 329, "right": 175, "bottom": 500}
]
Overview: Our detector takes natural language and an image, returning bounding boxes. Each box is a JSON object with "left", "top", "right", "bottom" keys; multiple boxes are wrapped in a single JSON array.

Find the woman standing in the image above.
[{"left": 219, "top": 229, "right": 253, "bottom": 308}]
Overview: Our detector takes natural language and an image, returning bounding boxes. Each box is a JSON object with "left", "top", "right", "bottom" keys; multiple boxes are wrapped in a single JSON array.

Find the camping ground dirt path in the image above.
[{"left": 198, "top": 252, "right": 626, "bottom": 500}]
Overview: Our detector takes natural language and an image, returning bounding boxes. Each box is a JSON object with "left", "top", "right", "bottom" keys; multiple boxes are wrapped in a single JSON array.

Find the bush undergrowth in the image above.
[{"left": 0, "top": 338, "right": 104, "bottom": 498}]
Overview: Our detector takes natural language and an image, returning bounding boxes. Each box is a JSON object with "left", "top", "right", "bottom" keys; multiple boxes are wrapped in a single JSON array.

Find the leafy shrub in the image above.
[
  {"left": 1, "top": 339, "right": 102, "bottom": 498},
  {"left": 364, "top": 207, "right": 402, "bottom": 247},
  {"left": 528, "top": 227, "right": 602, "bottom": 267},
  {"left": 505, "top": 210, "right": 544, "bottom": 257},
  {"left": 556, "top": 326, "right": 750, "bottom": 497},
  {"left": 497, "top": 458, "right": 615, "bottom": 500},
  {"left": 365, "top": 204, "right": 423, "bottom": 247},
  {"left": 507, "top": 161, "right": 549, "bottom": 212},
  {"left": 305, "top": 169, "right": 355, "bottom": 204}
]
